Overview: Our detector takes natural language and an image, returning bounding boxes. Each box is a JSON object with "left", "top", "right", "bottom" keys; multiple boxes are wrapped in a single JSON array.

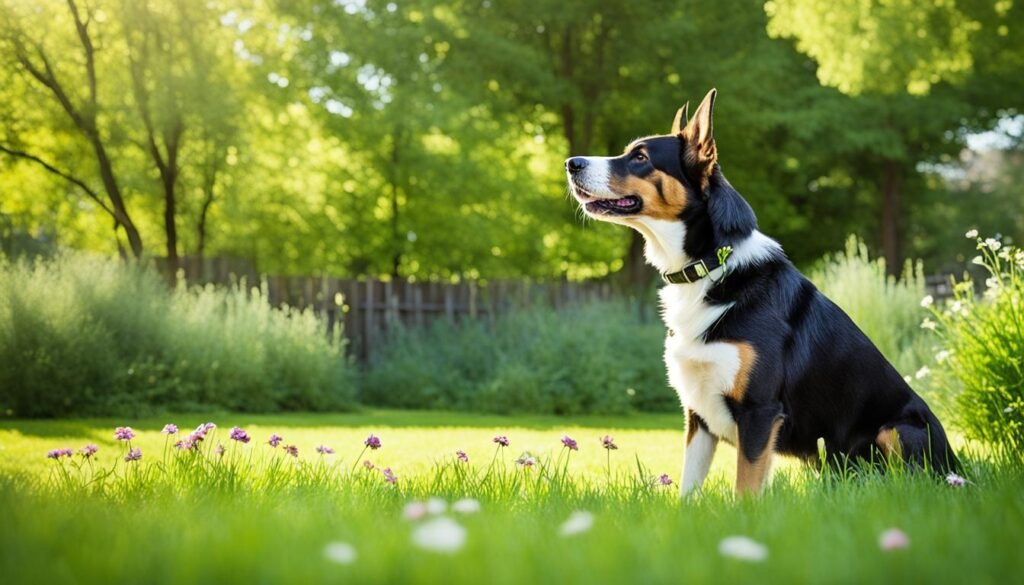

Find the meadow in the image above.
[{"left": 2, "top": 411, "right": 1022, "bottom": 584}]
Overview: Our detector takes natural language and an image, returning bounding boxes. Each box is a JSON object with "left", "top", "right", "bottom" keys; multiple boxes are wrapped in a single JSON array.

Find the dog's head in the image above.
[
  {"left": 565, "top": 89, "right": 756, "bottom": 271},
  {"left": 566, "top": 88, "right": 719, "bottom": 225}
]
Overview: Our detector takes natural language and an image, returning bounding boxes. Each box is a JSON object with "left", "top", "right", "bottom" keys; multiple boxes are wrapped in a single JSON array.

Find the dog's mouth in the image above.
[{"left": 571, "top": 183, "right": 643, "bottom": 216}]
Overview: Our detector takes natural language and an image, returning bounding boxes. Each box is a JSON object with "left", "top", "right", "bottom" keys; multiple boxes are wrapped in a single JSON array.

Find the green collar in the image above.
[{"left": 661, "top": 246, "right": 734, "bottom": 285}]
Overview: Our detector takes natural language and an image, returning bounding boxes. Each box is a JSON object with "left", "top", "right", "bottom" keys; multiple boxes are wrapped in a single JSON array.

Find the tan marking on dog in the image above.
[
  {"left": 608, "top": 170, "right": 687, "bottom": 220},
  {"left": 876, "top": 428, "right": 902, "bottom": 459},
  {"left": 736, "top": 416, "right": 783, "bottom": 495},
  {"left": 686, "top": 409, "right": 700, "bottom": 446},
  {"left": 726, "top": 342, "right": 758, "bottom": 402}
]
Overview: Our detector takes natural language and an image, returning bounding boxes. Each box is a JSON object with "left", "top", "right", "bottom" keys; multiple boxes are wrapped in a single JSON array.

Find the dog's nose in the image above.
[{"left": 566, "top": 157, "right": 588, "bottom": 174}]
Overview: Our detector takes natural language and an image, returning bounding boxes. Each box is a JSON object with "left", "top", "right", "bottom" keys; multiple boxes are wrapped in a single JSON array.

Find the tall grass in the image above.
[
  {"left": 927, "top": 235, "right": 1024, "bottom": 450},
  {"left": 0, "top": 253, "right": 356, "bottom": 417}
]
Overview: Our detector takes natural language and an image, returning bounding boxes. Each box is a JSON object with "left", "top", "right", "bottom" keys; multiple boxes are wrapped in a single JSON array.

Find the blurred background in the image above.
[{"left": 0, "top": 0, "right": 1021, "bottom": 418}]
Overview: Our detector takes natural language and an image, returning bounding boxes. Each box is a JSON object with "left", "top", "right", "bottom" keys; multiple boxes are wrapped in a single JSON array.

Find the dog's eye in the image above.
[{"left": 634, "top": 151, "right": 648, "bottom": 163}]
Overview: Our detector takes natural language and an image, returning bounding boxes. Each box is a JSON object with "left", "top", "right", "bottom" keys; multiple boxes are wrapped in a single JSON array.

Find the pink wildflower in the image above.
[
  {"left": 381, "top": 467, "right": 397, "bottom": 484},
  {"left": 124, "top": 447, "right": 142, "bottom": 462},
  {"left": 879, "top": 528, "right": 910, "bottom": 551},
  {"left": 283, "top": 445, "right": 299, "bottom": 458},
  {"left": 946, "top": 472, "right": 966, "bottom": 487},
  {"left": 659, "top": 474, "right": 673, "bottom": 486},
  {"left": 114, "top": 427, "right": 135, "bottom": 441},
  {"left": 364, "top": 434, "right": 382, "bottom": 450},
  {"left": 229, "top": 426, "right": 251, "bottom": 443},
  {"left": 268, "top": 434, "right": 283, "bottom": 447},
  {"left": 493, "top": 435, "right": 510, "bottom": 447},
  {"left": 80, "top": 444, "right": 98, "bottom": 459},
  {"left": 456, "top": 450, "right": 469, "bottom": 463},
  {"left": 215, "top": 444, "right": 226, "bottom": 457},
  {"left": 600, "top": 435, "right": 618, "bottom": 450},
  {"left": 316, "top": 445, "right": 335, "bottom": 455},
  {"left": 516, "top": 453, "right": 536, "bottom": 467},
  {"left": 161, "top": 423, "right": 178, "bottom": 435},
  {"left": 363, "top": 460, "right": 375, "bottom": 470},
  {"left": 561, "top": 435, "right": 578, "bottom": 451},
  {"left": 46, "top": 448, "right": 72, "bottom": 460}
]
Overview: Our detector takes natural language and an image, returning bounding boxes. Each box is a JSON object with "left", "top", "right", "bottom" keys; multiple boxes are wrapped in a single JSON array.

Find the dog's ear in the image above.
[
  {"left": 682, "top": 89, "right": 717, "bottom": 165},
  {"left": 670, "top": 102, "right": 689, "bottom": 135}
]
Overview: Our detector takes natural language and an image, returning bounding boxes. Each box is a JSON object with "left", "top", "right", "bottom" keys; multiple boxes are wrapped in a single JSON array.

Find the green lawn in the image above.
[{"left": 0, "top": 410, "right": 1021, "bottom": 584}]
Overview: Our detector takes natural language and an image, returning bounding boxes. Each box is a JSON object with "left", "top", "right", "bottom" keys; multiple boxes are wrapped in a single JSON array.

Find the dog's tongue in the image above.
[{"left": 613, "top": 198, "right": 633, "bottom": 207}]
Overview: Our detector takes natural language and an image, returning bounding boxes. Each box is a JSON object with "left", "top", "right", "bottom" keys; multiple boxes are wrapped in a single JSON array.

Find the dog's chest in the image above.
[{"left": 660, "top": 284, "right": 741, "bottom": 443}]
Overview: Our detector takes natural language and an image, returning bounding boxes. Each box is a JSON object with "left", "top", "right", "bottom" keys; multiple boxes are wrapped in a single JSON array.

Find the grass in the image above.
[{"left": 1, "top": 411, "right": 1022, "bottom": 584}]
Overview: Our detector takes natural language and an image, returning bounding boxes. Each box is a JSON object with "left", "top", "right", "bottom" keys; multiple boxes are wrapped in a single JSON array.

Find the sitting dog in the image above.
[{"left": 565, "top": 89, "right": 957, "bottom": 496}]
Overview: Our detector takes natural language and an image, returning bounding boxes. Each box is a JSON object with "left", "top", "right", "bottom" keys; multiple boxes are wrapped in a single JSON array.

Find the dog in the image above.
[{"left": 565, "top": 89, "right": 957, "bottom": 496}]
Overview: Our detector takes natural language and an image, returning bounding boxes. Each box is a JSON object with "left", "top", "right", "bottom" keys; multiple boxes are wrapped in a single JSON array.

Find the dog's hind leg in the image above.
[
  {"left": 735, "top": 406, "right": 785, "bottom": 495},
  {"left": 681, "top": 410, "right": 718, "bottom": 496},
  {"left": 876, "top": 400, "right": 959, "bottom": 474}
]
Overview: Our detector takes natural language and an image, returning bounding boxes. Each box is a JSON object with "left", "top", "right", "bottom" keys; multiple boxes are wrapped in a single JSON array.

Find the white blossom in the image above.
[
  {"left": 920, "top": 318, "right": 937, "bottom": 331},
  {"left": 965, "top": 229, "right": 978, "bottom": 239},
  {"left": 935, "top": 350, "right": 950, "bottom": 363},
  {"left": 915, "top": 366, "right": 931, "bottom": 380},
  {"left": 718, "top": 536, "right": 769, "bottom": 562},
  {"left": 559, "top": 511, "right": 594, "bottom": 537},
  {"left": 323, "top": 542, "right": 358, "bottom": 565},
  {"left": 920, "top": 295, "right": 934, "bottom": 308},
  {"left": 985, "top": 238, "right": 1002, "bottom": 251},
  {"left": 412, "top": 517, "right": 467, "bottom": 553}
]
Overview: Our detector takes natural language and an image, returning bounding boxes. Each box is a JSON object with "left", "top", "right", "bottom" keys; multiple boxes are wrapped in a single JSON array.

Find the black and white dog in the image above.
[{"left": 566, "top": 89, "right": 957, "bottom": 495}]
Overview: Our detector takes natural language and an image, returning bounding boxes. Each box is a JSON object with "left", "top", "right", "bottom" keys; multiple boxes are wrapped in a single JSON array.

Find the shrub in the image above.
[
  {"left": 927, "top": 234, "right": 1024, "bottom": 449},
  {"left": 362, "top": 303, "right": 676, "bottom": 415},
  {"left": 0, "top": 253, "right": 356, "bottom": 417},
  {"left": 809, "top": 237, "right": 933, "bottom": 378}
]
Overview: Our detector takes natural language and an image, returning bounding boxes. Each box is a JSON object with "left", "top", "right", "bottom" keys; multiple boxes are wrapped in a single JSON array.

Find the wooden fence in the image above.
[
  {"left": 176, "top": 256, "right": 617, "bottom": 361},
  {"left": 174, "top": 256, "right": 956, "bottom": 362}
]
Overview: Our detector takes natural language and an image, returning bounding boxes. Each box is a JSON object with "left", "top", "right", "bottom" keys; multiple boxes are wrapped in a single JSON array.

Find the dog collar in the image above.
[{"left": 661, "top": 246, "right": 733, "bottom": 285}]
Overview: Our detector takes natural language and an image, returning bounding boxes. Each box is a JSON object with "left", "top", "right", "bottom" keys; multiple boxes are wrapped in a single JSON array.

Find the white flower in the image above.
[
  {"left": 718, "top": 536, "right": 769, "bottom": 562},
  {"left": 879, "top": 528, "right": 910, "bottom": 551},
  {"left": 403, "top": 501, "right": 428, "bottom": 521},
  {"left": 559, "top": 511, "right": 594, "bottom": 537},
  {"left": 1005, "top": 406, "right": 1015, "bottom": 414},
  {"left": 920, "top": 295, "right": 934, "bottom": 308},
  {"left": 920, "top": 318, "right": 937, "bottom": 331},
  {"left": 915, "top": 366, "right": 931, "bottom": 380},
  {"left": 426, "top": 497, "right": 447, "bottom": 515},
  {"left": 412, "top": 517, "right": 467, "bottom": 553},
  {"left": 965, "top": 229, "right": 978, "bottom": 239},
  {"left": 971, "top": 255, "right": 985, "bottom": 266},
  {"left": 323, "top": 542, "right": 358, "bottom": 565},
  {"left": 451, "top": 498, "right": 481, "bottom": 514},
  {"left": 985, "top": 277, "right": 999, "bottom": 290},
  {"left": 945, "top": 472, "right": 966, "bottom": 487},
  {"left": 935, "top": 350, "right": 950, "bottom": 363},
  {"left": 903, "top": 375, "right": 913, "bottom": 384},
  {"left": 985, "top": 238, "right": 1002, "bottom": 251}
]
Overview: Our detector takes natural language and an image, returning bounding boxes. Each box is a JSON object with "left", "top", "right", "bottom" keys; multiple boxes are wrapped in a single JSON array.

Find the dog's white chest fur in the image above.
[{"left": 660, "top": 282, "right": 741, "bottom": 444}]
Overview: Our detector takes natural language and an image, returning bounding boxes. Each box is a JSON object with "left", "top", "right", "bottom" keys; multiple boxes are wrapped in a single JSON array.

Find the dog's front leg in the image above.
[
  {"left": 681, "top": 409, "right": 718, "bottom": 496},
  {"left": 735, "top": 407, "right": 784, "bottom": 495}
]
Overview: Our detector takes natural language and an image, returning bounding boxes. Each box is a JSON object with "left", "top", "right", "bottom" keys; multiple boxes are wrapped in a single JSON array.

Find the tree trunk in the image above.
[
  {"left": 390, "top": 131, "right": 402, "bottom": 278},
  {"left": 89, "top": 133, "right": 144, "bottom": 259},
  {"left": 162, "top": 171, "right": 179, "bottom": 278},
  {"left": 880, "top": 160, "right": 903, "bottom": 277}
]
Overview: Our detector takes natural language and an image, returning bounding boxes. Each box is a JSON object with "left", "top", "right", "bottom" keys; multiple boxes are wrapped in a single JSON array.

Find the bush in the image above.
[
  {"left": 928, "top": 234, "right": 1024, "bottom": 449},
  {"left": 362, "top": 303, "right": 676, "bottom": 415},
  {"left": 0, "top": 253, "right": 356, "bottom": 417},
  {"left": 809, "top": 237, "right": 933, "bottom": 378}
]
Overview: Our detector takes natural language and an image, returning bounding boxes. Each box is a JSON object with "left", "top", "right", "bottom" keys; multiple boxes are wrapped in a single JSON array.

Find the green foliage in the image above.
[
  {"left": 809, "top": 236, "right": 933, "bottom": 377},
  {"left": 362, "top": 304, "right": 675, "bottom": 415},
  {"left": 0, "top": 253, "right": 356, "bottom": 417},
  {"left": 929, "top": 235, "right": 1024, "bottom": 450}
]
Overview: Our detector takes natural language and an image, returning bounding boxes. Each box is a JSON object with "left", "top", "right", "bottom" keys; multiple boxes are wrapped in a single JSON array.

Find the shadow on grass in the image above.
[{"left": 0, "top": 409, "right": 685, "bottom": 439}]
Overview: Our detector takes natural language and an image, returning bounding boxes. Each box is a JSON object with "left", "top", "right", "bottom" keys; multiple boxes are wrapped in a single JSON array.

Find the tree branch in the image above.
[{"left": 0, "top": 143, "right": 116, "bottom": 217}]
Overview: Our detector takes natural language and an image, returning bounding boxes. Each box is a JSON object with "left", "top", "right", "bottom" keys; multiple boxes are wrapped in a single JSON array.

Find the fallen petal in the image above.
[
  {"left": 323, "top": 541, "right": 357, "bottom": 565},
  {"left": 559, "top": 511, "right": 594, "bottom": 537},
  {"left": 452, "top": 498, "right": 481, "bottom": 514},
  {"left": 411, "top": 517, "right": 467, "bottom": 554},
  {"left": 718, "top": 536, "right": 768, "bottom": 562},
  {"left": 879, "top": 528, "right": 910, "bottom": 551}
]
